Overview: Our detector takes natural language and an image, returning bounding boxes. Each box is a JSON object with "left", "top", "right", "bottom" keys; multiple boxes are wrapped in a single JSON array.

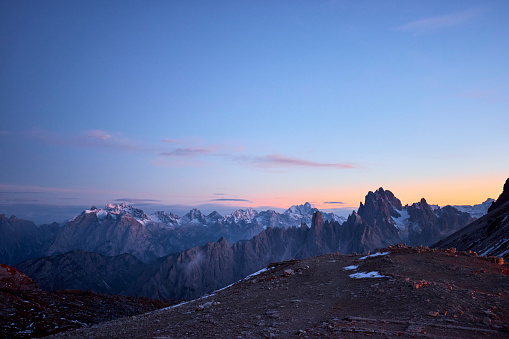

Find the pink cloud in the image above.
[{"left": 246, "top": 154, "right": 356, "bottom": 170}]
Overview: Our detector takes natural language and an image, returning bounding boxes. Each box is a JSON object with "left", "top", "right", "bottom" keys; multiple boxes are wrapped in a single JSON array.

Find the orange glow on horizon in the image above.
[{"left": 247, "top": 175, "right": 506, "bottom": 211}]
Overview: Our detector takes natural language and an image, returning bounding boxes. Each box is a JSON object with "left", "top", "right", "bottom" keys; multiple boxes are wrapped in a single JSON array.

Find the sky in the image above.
[{"left": 1, "top": 1, "right": 508, "bottom": 223}]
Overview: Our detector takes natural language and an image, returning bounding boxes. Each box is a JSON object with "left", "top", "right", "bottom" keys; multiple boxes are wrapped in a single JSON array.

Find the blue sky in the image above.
[{"left": 1, "top": 1, "right": 508, "bottom": 223}]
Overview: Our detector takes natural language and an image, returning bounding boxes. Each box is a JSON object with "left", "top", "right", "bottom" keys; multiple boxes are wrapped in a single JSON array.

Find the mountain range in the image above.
[
  {"left": 10, "top": 187, "right": 498, "bottom": 300},
  {"left": 1, "top": 202, "right": 344, "bottom": 265}
]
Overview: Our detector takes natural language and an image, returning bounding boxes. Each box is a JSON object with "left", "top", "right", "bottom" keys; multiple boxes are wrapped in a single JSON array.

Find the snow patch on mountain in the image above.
[{"left": 392, "top": 209, "right": 410, "bottom": 230}]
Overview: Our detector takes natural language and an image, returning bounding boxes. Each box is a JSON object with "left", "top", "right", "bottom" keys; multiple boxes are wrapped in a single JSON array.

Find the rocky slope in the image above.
[
  {"left": 435, "top": 178, "right": 509, "bottom": 259},
  {"left": 0, "top": 264, "right": 176, "bottom": 338},
  {"left": 49, "top": 246, "right": 509, "bottom": 338}
]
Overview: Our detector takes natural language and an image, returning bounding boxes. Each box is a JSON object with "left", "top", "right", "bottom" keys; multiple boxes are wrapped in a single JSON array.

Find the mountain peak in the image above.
[
  {"left": 286, "top": 202, "right": 315, "bottom": 215},
  {"left": 182, "top": 208, "right": 206, "bottom": 224}
]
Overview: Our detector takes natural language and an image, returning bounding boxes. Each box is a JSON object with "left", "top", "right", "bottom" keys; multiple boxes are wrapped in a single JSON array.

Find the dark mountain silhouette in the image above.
[{"left": 0, "top": 214, "right": 59, "bottom": 266}]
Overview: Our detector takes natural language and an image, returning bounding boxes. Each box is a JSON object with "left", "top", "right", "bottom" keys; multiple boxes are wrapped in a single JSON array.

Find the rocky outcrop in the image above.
[{"left": 0, "top": 264, "right": 40, "bottom": 292}]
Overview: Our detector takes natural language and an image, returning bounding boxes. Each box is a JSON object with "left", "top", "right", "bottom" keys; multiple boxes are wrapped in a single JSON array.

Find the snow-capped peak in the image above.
[
  {"left": 182, "top": 208, "right": 206, "bottom": 224},
  {"left": 224, "top": 208, "right": 258, "bottom": 224},
  {"left": 150, "top": 211, "right": 180, "bottom": 227},
  {"left": 452, "top": 198, "right": 495, "bottom": 219},
  {"left": 74, "top": 203, "right": 151, "bottom": 225},
  {"left": 285, "top": 202, "right": 316, "bottom": 216}
]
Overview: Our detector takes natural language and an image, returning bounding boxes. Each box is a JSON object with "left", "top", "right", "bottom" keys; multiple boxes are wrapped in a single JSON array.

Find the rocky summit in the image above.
[{"left": 49, "top": 246, "right": 509, "bottom": 338}]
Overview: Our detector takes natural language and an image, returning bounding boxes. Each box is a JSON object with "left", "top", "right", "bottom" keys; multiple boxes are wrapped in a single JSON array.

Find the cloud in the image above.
[
  {"left": 87, "top": 130, "right": 111, "bottom": 141},
  {"left": 237, "top": 154, "right": 356, "bottom": 170},
  {"left": 0, "top": 184, "right": 75, "bottom": 194},
  {"left": 160, "top": 147, "right": 217, "bottom": 157},
  {"left": 114, "top": 198, "right": 162, "bottom": 203},
  {"left": 22, "top": 129, "right": 151, "bottom": 152},
  {"left": 5, "top": 199, "right": 41, "bottom": 202},
  {"left": 162, "top": 138, "right": 180, "bottom": 143},
  {"left": 0, "top": 131, "right": 12, "bottom": 136},
  {"left": 394, "top": 8, "right": 482, "bottom": 34},
  {"left": 323, "top": 201, "right": 345, "bottom": 205},
  {"left": 210, "top": 198, "right": 252, "bottom": 203},
  {"left": 0, "top": 183, "right": 123, "bottom": 196}
]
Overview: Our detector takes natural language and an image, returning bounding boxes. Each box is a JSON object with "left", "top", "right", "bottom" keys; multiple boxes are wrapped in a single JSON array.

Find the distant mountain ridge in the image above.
[
  {"left": 14, "top": 187, "right": 487, "bottom": 300},
  {"left": 1, "top": 202, "right": 346, "bottom": 264}
]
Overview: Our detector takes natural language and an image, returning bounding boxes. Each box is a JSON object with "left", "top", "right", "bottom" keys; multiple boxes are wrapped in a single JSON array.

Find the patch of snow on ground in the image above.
[
  {"left": 392, "top": 209, "right": 410, "bottom": 230},
  {"left": 161, "top": 265, "right": 275, "bottom": 311},
  {"left": 244, "top": 267, "right": 272, "bottom": 279},
  {"left": 359, "top": 252, "right": 390, "bottom": 260},
  {"left": 349, "top": 271, "right": 387, "bottom": 279},
  {"left": 343, "top": 265, "right": 358, "bottom": 271}
]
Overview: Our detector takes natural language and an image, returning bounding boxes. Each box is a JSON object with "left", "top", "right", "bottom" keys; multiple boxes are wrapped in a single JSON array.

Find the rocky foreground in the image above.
[
  {"left": 50, "top": 245, "right": 509, "bottom": 338},
  {"left": 0, "top": 264, "right": 178, "bottom": 338}
]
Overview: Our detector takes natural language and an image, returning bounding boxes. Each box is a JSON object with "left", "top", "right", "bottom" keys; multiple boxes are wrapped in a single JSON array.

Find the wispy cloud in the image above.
[
  {"left": 160, "top": 147, "right": 218, "bottom": 157},
  {"left": 20, "top": 129, "right": 360, "bottom": 172},
  {"left": 5, "top": 198, "right": 41, "bottom": 203},
  {"left": 237, "top": 154, "right": 356, "bottom": 170},
  {"left": 162, "top": 138, "right": 180, "bottom": 144},
  {"left": 394, "top": 8, "right": 482, "bottom": 34},
  {"left": 22, "top": 129, "right": 151, "bottom": 152},
  {"left": 210, "top": 198, "right": 252, "bottom": 203},
  {"left": 0, "top": 131, "right": 12, "bottom": 136},
  {"left": 114, "top": 198, "right": 162, "bottom": 203},
  {"left": 0, "top": 183, "right": 123, "bottom": 196},
  {"left": 87, "top": 130, "right": 111, "bottom": 141},
  {"left": 323, "top": 201, "right": 345, "bottom": 205}
]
